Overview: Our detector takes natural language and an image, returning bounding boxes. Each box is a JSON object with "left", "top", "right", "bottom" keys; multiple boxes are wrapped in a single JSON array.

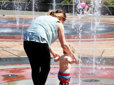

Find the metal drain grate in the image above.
[
  {"left": 86, "top": 72, "right": 101, "bottom": 75},
  {"left": 2, "top": 74, "right": 18, "bottom": 77},
  {"left": 83, "top": 79, "right": 100, "bottom": 82}
]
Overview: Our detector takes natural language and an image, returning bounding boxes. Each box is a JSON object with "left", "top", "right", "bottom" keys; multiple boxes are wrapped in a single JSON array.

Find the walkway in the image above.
[{"left": 0, "top": 10, "right": 114, "bottom": 85}]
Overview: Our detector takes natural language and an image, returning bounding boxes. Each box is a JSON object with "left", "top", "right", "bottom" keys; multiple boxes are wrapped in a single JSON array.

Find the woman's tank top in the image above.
[{"left": 24, "top": 15, "right": 59, "bottom": 46}]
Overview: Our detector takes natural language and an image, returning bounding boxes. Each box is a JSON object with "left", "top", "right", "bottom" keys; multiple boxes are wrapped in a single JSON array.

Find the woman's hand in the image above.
[
  {"left": 72, "top": 54, "right": 82, "bottom": 64},
  {"left": 53, "top": 53, "right": 60, "bottom": 62},
  {"left": 76, "top": 58, "right": 82, "bottom": 64},
  {"left": 49, "top": 47, "right": 60, "bottom": 58},
  {"left": 53, "top": 53, "right": 60, "bottom": 58}
]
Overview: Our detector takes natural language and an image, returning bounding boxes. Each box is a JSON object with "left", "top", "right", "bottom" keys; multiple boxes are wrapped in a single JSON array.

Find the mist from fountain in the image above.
[
  {"left": 102, "top": 5, "right": 112, "bottom": 15},
  {"left": 90, "top": 0, "right": 101, "bottom": 73},
  {"left": 32, "top": 0, "right": 35, "bottom": 20},
  {"left": 13, "top": 0, "right": 21, "bottom": 29},
  {"left": 53, "top": 0, "right": 56, "bottom": 10},
  {"left": 71, "top": 0, "right": 103, "bottom": 84},
  {"left": 0, "top": 0, "right": 114, "bottom": 85}
]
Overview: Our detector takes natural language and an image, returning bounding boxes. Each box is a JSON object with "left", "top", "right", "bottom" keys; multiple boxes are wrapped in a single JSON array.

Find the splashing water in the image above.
[
  {"left": 72, "top": 0, "right": 84, "bottom": 84},
  {"left": 72, "top": 0, "right": 75, "bottom": 28},
  {"left": 32, "top": 0, "right": 35, "bottom": 20},
  {"left": 13, "top": 0, "right": 22, "bottom": 29},
  {"left": 72, "top": 0, "right": 102, "bottom": 84},
  {"left": 91, "top": 0, "right": 101, "bottom": 73},
  {"left": 53, "top": 0, "right": 56, "bottom": 10}
]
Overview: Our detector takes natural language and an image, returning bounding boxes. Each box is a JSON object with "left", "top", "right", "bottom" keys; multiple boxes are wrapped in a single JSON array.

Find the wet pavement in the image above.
[
  {"left": 0, "top": 10, "right": 114, "bottom": 85},
  {"left": 0, "top": 40, "right": 114, "bottom": 85},
  {"left": 0, "top": 62, "right": 114, "bottom": 85},
  {"left": 0, "top": 55, "right": 114, "bottom": 85}
]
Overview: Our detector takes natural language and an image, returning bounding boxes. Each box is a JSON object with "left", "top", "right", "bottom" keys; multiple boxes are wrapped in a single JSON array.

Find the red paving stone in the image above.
[
  {"left": 0, "top": 64, "right": 114, "bottom": 84},
  {"left": 0, "top": 67, "right": 31, "bottom": 83},
  {"left": 0, "top": 33, "right": 114, "bottom": 42},
  {"left": 0, "top": 21, "right": 114, "bottom": 85},
  {"left": 0, "top": 24, "right": 29, "bottom": 28},
  {"left": 0, "top": 23, "right": 114, "bottom": 41}
]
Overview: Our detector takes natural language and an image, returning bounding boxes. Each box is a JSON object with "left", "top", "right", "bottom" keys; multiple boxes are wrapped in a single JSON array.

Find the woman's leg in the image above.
[
  {"left": 37, "top": 43, "right": 51, "bottom": 85},
  {"left": 24, "top": 41, "right": 51, "bottom": 85}
]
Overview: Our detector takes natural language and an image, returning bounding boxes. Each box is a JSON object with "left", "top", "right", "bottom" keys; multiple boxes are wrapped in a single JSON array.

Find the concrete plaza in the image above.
[{"left": 0, "top": 10, "right": 114, "bottom": 85}]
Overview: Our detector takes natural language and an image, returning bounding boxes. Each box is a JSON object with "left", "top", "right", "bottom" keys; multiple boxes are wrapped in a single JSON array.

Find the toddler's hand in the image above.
[
  {"left": 54, "top": 54, "right": 60, "bottom": 62},
  {"left": 75, "top": 56, "right": 82, "bottom": 64}
]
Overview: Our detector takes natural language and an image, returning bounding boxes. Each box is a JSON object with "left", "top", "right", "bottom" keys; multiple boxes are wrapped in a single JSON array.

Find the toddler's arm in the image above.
[
  {"left": 72, "top": 55, "right": 81, "bottom": 64},
  {"left": 64, "top": 56, "right": 74, "bottom": 64},
  {"left": 54, "top": 56, "right": 60, "bottom": 62}
]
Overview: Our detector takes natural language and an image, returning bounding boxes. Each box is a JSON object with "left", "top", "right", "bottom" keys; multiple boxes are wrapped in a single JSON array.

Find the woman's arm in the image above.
[
  {"left": 57, "top": 22, "right": 80, "bottom": 63},
  {"left": 50, "top": 47, "right": 60, "bottom": 62},
  {"left": 49, "top": 47, "right": 60, "bottom": 58},
  {"left": 57, "top": 22, "right": 73, "bottom": 57}
]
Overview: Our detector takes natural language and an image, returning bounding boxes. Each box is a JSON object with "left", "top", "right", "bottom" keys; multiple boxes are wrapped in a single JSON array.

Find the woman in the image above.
[{"left": 23, "top": 9, "right": 79, "bottom": 85}]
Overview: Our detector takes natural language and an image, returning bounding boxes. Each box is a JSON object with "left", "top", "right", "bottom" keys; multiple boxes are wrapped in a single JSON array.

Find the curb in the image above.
[{"left": 0, "top": 56, "right": 114, "bottom": 65}]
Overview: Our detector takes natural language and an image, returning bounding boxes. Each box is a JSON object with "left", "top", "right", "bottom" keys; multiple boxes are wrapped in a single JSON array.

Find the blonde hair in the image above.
[
  {"left": 47, "top": 9, "right": 66, "bottom": 21},
  {"left": 63, "top": 44, "right": 76, "bottom": 55},
  {"left": 69, "top": 44, "right": 75, "bottom": 53}
]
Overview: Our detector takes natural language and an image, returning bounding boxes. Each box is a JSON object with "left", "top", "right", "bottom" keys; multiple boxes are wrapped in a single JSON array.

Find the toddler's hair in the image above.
[
  {"left": 63, "top": 44, "right": 76, "bottom": 55},
  {"left": 69, "top": 44, "right": 75, "bottom": 53}
]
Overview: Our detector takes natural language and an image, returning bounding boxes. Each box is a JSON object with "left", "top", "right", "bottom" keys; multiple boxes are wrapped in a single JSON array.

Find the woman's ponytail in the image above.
[
  {"left": 47, "top": 10, "right": 55, "bottom": 17},
  {"left": 47, "top": 9, "right": 66, "bottom": 21}
]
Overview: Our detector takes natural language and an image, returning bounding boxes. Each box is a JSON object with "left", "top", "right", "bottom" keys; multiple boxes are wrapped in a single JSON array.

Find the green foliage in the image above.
[
  {"left": 61, "top": 0, "right": 70, "bottom": 5},
  {"left": 85, "top": 0, "right": 90, "bottom": 4},
  {"left": 0, "top": 0, "right": 9, "bottom": 1},
  {"left": 61, "top": 0, "right": 73, "bottom": 5},
  {"left": 69, "top": 0, "right": 73, "bottom": 4},
  {"left": 103, "top": 0, "right": 114, "bottom": 6}
]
